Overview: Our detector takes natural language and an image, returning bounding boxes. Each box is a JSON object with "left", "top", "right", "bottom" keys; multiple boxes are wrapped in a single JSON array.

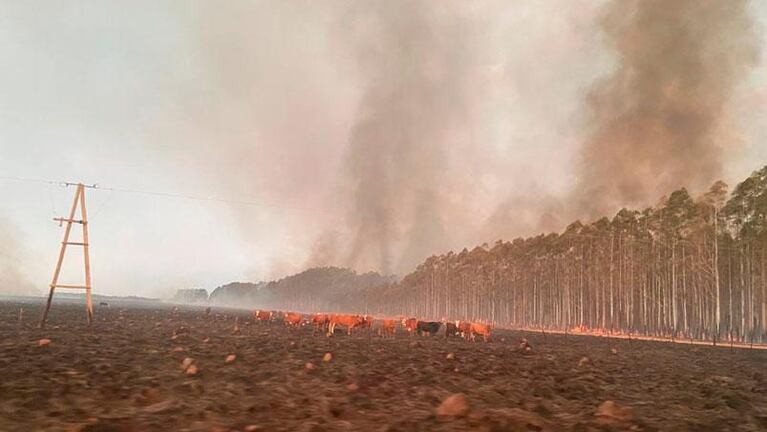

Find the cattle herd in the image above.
[{"left": 253, "top": 310, "right": 493, "bottom": 342}]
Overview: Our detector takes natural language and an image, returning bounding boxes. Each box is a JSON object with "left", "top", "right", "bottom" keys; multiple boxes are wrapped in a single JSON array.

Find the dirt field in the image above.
[{"left": 1, "top": 299, "right": 766, "bottom": 431}]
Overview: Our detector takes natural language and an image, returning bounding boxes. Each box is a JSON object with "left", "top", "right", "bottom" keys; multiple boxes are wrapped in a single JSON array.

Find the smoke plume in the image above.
[
  {"left": 0, "top": 217, "right": 34, "bottom": 296},
  {"left": 574, "top": 0, "right": 759, "bottom": 218},
  {"left": 339, "top": 2, "right": 483, "bottom": 275}
]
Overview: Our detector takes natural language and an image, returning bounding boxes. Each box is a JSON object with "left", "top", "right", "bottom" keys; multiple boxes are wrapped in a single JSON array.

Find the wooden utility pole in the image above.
[{"left": 39, "top": 183, "right": 96, "bottom": 328}]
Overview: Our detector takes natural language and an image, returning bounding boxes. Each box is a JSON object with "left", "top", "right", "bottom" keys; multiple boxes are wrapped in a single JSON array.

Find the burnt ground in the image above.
[{"left": 1, "top": 299, "right": 767, "bottom": 432}]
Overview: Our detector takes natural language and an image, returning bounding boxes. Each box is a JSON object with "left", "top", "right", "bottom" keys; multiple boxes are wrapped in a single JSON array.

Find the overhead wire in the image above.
[
  {"left": 0, "top": 175, "right": 328, "bottom": 213},
  {"left": 89, "top": 188, "right": 115, "bottom": 220},
  {"left": 0, "top": 175, "right": 66, "bottom": 186}
]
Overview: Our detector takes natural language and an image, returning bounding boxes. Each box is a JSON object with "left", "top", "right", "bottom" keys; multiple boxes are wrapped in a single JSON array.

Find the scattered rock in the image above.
[
  {"left": 172, "top": 347, "right": 185, "bottom": 353},
  {"left": 202, "top": 337, "right": 210, "bottom": 343},
  {"left": 136, "top": 387, "right": 163, "bottom": 406},
  {"left": 347, "top": 383, "right": 359, "bottom": 392},
  {"left": 225, "top": 354, "right": 236, "bottom": 364},
  {"left": 611, "top": 347, "right": 618, "bottom": 355},
  {"left": 305, "top": 362, "right": 316, "bottom": 371},
  {"left": 244, "top": 425, "right": 259, "bottom": 432},
  {"left": 37, "top": 338, "right": 51, "bottom": 347},
  {"left": 595, "top": 400, "right": 633, "bottom": 424},
  {"left": 185, "top": 364, "right": 198, "bottom": 376},
  {"left": 436, "top": 393, "right": 470, "bottom": 418},
  {"left": 181, "top": 357, "right": 194, "bottom": 371},
  {"left": 409, "top": 341, "right": 421, "bottom": 348},
  {"left": 519, "top": 338, "right": 531, "bottom": 351},
  {"left": 578, "top": 356, "right": 591, "bottom": 367},
  {"left": 231, "top": 325, "right": 241, "bottom": 335},
  {"left": 323, "top": 352, "right": 333, "bottom": 362},
  {"left": 446, "top": 353, "right": 455, "bottom": 360},
  {"left": 710, "top": 375, "right": 735, "bottom": 385}
]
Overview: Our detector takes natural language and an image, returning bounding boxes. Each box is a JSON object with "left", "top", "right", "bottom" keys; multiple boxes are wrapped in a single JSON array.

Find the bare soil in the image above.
[{"left": 1, "top": 299, "right": 766, "bottom": 431}]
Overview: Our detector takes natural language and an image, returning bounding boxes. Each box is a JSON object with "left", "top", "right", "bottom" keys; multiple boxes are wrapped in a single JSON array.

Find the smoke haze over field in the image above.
[
  {"left": 0, "top": 217, "right": 34, "bottom": 296},
  {"left": 574, "top": 0, "right": 760, "bottom": 218},
  {"left": 0, "top": 1, "right": 765, "bottom": 296},
  {"left": 340, "top": 2, "right": 484, "bottom": 275}
]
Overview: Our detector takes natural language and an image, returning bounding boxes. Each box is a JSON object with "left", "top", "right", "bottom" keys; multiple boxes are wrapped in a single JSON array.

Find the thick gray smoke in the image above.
[
  {"left": 574, "top": 0, "right": 759, "bottom": 218},
  {"left": 0, "top": 218, "right": 34, "bottom": 296},
  {"left": 337, "top": 2, "right": 483, "bottom": 275}
]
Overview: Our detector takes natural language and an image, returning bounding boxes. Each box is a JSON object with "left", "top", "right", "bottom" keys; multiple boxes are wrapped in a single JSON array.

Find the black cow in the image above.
[
  {"left": 445, "top": 321, "right": 458, "bottom": 338},
  {"left": 416, "top": 321, "right": 441, "bottom": 336}
]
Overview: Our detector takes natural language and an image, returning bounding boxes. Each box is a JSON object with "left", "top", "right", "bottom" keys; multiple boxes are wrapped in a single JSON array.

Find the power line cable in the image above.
[
  {"left": 0, "top": 175, "right": 328, "bottom": 213},
  {"left": 0, "top": 175, "right": 65, "bottom": 186}
]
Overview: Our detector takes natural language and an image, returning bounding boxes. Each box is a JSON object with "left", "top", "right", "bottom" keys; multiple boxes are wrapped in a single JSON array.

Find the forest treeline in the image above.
[
  {"left": 208, "top": 267, "right": 394, "bottom": 310},
  {"left": 357, "top": 165, "right": 767, "bottom": 344}
]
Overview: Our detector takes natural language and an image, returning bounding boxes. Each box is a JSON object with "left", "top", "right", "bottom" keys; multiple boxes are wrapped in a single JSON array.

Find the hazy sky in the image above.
[{"left": 1, "top": 1, "right": 765, "bottom": 297}]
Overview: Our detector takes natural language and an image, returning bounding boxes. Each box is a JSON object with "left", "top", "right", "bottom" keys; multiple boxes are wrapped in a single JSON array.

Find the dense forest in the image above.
[
  {"left": 209, "top": 281, "right": 266, "bottom": 305},
  {"left": 356, "top": 165, "right": 767, "bottom": 344}
]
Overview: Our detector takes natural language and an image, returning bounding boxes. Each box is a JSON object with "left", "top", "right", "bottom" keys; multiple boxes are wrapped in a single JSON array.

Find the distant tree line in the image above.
[
  {"left": 208, "top": 267, "right": 394, "bottom": 311},
  {"left": 357, "top": 166, "right": 767, "bottom": 344},
  {"left": 172, "top": 288, "right": 209, "bottom": 304}
]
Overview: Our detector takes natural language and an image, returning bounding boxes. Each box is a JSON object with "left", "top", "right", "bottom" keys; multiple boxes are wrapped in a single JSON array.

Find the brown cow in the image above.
[
  {"left": 283, "top": 312, "right": 303, "bottom": 327},
  {"left": 254, "top": 310, "right": 273, "bottom": 323},
  {"left": 357, "top": 315, "right": 374, "bottom": 335},
  {"left": 328, "top": 314, "right": 363, "bottom": 336},
  {"left": 380, "top": 319, "right": 396, "bottom": 338},
  {"left": 311, "top": 313, "right": 329, "bottom": 335},
  {"left": 401, "top": 317, "right": 418, "bottom": 336},
  {"left": 469, "top": 322, "right": 492, "bottom": 342},
  {"left": 456, "top": 320, "right": 472, "bottom": 339}
]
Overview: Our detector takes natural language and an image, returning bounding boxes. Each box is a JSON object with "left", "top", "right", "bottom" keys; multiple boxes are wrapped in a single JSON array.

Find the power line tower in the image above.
[{"left": 39, "top": 183, "right": 97, "bottom": 328}]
